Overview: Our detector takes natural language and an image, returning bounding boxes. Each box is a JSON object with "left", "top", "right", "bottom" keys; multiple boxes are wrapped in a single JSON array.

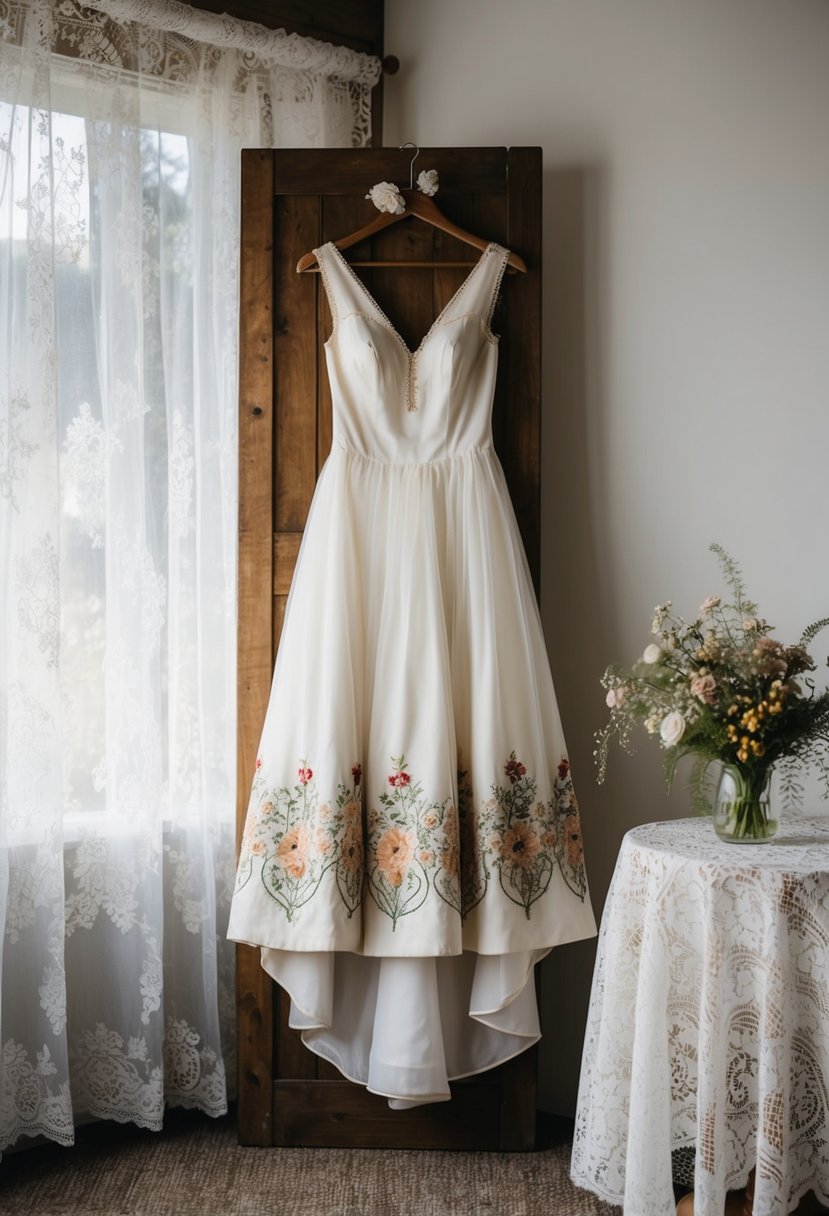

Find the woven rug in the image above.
[{"left": 0, "top": 1109, "right": 620, "bottom": 1216}]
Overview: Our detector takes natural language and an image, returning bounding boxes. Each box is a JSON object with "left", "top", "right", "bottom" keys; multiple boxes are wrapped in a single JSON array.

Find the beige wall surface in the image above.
[{"left": 383, "top": 0, "right": 829, "bottom": 1114}]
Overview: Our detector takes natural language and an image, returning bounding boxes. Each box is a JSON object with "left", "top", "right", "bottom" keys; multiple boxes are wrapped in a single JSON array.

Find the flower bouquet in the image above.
[{"left": 595, "top": 545, "right": 829, "bottom": 841}]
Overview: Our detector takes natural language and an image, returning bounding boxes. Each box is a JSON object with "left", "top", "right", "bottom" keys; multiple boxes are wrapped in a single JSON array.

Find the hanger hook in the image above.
[{"left": 399, "top": 141, "right": 420, "bottom": 190}]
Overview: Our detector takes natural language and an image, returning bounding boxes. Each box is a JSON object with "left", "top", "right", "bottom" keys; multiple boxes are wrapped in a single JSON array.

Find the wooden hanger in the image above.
[{"left": 296, "top": 144, "right": 527, "bottom": 275}]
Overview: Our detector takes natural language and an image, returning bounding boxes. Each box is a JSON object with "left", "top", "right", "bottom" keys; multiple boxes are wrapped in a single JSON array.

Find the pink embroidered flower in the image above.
[
  {"left": 255, "top": 758, "right": 263, "bottom": 770},
  {"left": 558, "top": 758, "right": 570, "bottom": 781},
  {"left": 277, "top": 824, "right": 310, "bottom": 879},
  {"left": 352, "top": 763, "right": 362, "bottom": 785},
  {"left": 501, "top": 822, "right": 540, "bottom": 869},
  {"left": 388, "top": 771, "right": 411, "bottom": 788},
  {"left": 297, "top": 765, "right": 313, "bottom": 785},
  {"left": 505, "top": 754, "right": 526, "bottom": 784},
  {"left": 376, "top": 828, "right": 415, "bottom": 886}
]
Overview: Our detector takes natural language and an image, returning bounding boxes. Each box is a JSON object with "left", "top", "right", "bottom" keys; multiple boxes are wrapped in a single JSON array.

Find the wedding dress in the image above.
[{"left": 227, "top": 241, "right": 596, "bottom": 1106}]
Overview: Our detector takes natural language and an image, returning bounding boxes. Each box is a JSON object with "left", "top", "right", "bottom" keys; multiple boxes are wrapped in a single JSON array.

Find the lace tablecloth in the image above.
[{"left": 571, "top": 817, "right": 829, "bottom": 1216}]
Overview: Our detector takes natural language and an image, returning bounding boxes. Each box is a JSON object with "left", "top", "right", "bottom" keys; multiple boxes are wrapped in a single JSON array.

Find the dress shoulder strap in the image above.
[
  {"left": 441, "top": 243, "right": 511, "bottom": 329},
  {"left": 315, "top": 243, "right": 380, "bottom": 328}
]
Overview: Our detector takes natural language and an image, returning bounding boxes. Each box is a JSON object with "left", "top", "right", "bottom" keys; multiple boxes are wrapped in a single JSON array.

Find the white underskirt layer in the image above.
[{"left": 260, "top": 948, "right": 547, "bottom": 1108}]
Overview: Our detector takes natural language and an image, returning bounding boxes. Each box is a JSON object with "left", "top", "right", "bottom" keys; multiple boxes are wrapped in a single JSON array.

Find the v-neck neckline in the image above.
[{"left": 325, "top": 240, "right": 498, "bottom": 360}]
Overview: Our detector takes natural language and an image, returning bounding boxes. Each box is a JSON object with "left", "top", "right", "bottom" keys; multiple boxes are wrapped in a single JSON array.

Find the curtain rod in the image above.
[{"left": 85, "top": 0, "right": 384, "bottom": 87}]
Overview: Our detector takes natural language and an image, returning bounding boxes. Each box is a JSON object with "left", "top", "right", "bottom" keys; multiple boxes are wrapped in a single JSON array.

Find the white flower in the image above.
[
  {"left": 699, "top": 595, "right": 720, "bottom": 615},
  {"left": 606, "top": 686, "right": 627, "bottom": 709},
  {"left": 416, "top": 168, "right": 439, "bottom": 196},
  {"left": 659, "top": 711, "right": 686, "bottom": 747},
  {"left": 743, "top": 617, "right": 758, "bottom": 632},
  {"left": 643, "top": 643, "right": 663, "bottom": 664},
  {"left": 365, "top": 181, "right": 405, "bottom": 215}
]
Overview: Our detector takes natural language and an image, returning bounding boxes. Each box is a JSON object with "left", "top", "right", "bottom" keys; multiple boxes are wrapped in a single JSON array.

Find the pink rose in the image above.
[{"left": 690, "top": 672, "right": 718, "bottom": 704}]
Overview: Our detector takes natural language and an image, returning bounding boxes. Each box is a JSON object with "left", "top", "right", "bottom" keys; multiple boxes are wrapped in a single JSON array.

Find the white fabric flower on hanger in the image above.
[
  {"left": 365, "top": 181, "right": 405, "bottom": 214},
  {"left": 416, "top": 169, "right": 439, "bottom": 196}
]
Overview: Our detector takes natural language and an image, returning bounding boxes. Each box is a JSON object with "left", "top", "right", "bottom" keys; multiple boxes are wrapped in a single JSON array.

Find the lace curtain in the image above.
[{"left": 0, "top": 0, "right": 379, "bottom": 1152}]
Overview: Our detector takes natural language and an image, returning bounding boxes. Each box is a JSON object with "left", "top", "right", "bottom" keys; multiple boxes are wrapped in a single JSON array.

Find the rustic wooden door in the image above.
[{"left": 237, "top": 146, "right": 542, "bottom": 1149}]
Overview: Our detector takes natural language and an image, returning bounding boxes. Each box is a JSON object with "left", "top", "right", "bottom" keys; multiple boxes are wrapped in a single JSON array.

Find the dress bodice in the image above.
[{"left": 316, "top": 241, "right": 510, "bottom": 465}]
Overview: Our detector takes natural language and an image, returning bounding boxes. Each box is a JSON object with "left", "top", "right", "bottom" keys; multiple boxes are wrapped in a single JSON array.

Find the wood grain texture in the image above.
[
  {"left": 238, "top": 148, "right": 543, "bottom": 1151},
  {"left": 273, "top": 1081, "right": 502, "bottom": 1150},
  {"left": 504, "top": 147, "right": 543, "bottom": 593},
  {"left": 236, "top": 149, "right": 276, "bottom": 1147},
  {"left": 274, "top": 149, "right": 509, "bottom": 197},
  {"left": 274, "top": 195, "right": 320, "bottom": 533}
]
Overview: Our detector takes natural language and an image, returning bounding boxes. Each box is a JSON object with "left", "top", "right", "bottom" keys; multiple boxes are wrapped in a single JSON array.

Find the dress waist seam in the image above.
[{"left": 330, "top": 443, "right": 495, "bottom": 469}]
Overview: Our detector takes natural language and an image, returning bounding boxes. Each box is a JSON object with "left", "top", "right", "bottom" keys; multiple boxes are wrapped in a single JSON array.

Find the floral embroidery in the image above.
[
  {"left": 235, "top": 760, "right": 364, "bottom": 920},
  {"left": 235, "top": 751, "right": 588, "bottom": 926},
  {"left": 367, "top": 755, "right": 459, "bottom": 927},
  {"left": 481, "top": 751, "right": 589, "bottom": 914}
]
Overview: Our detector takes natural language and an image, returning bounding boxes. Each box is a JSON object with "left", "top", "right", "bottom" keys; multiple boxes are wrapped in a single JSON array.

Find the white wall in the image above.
[{"left": 384, "top": 0, "right": 829, "bottom": 1114}]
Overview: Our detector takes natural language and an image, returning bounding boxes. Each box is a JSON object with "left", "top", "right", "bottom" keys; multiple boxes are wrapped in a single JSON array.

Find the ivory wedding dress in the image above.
[{"left": 228, "top": 241, "right": 596, "bottom": 1107}]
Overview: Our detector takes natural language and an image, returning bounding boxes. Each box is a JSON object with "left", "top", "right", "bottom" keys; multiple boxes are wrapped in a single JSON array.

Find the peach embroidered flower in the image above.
[
  {"left": 501, "top": 822, "right": 540, "bottom": 869},
  {"left": 440, "top": 844, "right": 459, "bottom": 875},
  {"left": 341, "top": 823, "right": 363, "bottom": 874},
  {"left": 422, "top": 811, "right": 439, "bottom": 829},
  {"left": 314, "top": 827, "right": 333, "bottom": 855},
  {"left": 565, "top": 817, "right": 584, "bottom": 868},
  {"left": 251, "top": 840, "right": 266, "bottom": 855},
  {"left": 376, "top": 827, "right": 415, "bottom": 886},
  {"left": 261, "top": 801, "right": 275, "bottom": 816},
  {"left": 419, "top": 849, "right": 434, "bottom": 866},
  {"left": 318, "top": 802, "right": 332, "bottom": 821},
  {"left": 341, "top": 798, "right": 361, "bottom": 824},
  {"left": 277, "top": 824, "right": 310, "bottom": 879}
]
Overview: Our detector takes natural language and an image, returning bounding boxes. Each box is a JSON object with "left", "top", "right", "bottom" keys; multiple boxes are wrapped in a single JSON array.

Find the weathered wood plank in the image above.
[
  {"left": 273, "top": 1080, "right": 502, "bottom": 1149},
  {"left": 273, "top": 532, "right": 302, "bottom": 596},
  {"left": 274, "top": 193, "right": 320, "bottom": 533},
  {"left": 274, "top": 148, "right": 509, "bottom": 196},
  {"left": 504, "top": 147, "right": 543, "bottom": 594},
  {"left": 236, "top": 148, "right": 276, "bottom": 1147}
]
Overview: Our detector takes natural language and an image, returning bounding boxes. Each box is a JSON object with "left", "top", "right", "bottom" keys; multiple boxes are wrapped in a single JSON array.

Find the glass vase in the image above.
[{"left": 713, "top": 763, "right": 777, "bottom": 843}]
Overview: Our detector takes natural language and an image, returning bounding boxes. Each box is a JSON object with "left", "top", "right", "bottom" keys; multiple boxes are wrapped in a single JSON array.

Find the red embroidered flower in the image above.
[
  {"left": 297, "top": 766, "right": 313, "bottom": 785},
  {"left": 255, "top": 758, "right": 262, "bottom": 770},
  {"left": 504, "top": 754, "right": 526, "bottom": 784},
  {"left": 388, "top": 771, "right": 411, "bottom": 788},
  {"left": 351, "top": 763, "right": 362, "bottom": 785},
  {"left": 558, "top": 758, "right": 570, "bottom": 781}
]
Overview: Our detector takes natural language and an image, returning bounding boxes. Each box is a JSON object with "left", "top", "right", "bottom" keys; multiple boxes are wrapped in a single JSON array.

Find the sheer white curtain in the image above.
[{"left": 0, "top": 0, "right": 379, "bottom": 1151}]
